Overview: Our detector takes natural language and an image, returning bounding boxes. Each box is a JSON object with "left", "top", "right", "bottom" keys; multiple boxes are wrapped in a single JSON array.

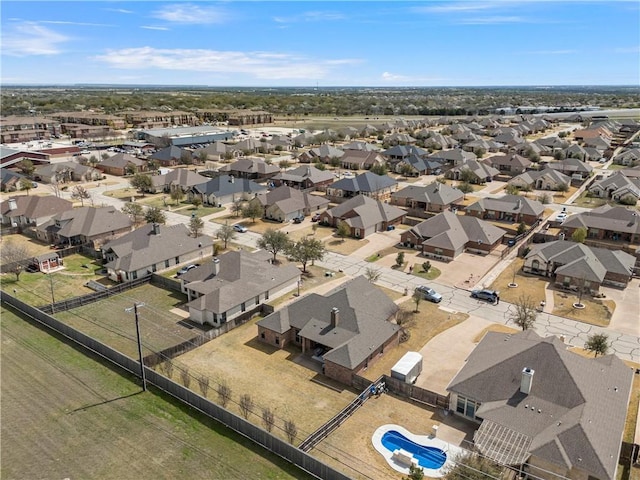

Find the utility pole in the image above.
[
  {"left": 48, "top": 273, "right": 55, "bottom": 313},
  {"left": 125, "top": 303, "right": 147, "bottom": 391}
]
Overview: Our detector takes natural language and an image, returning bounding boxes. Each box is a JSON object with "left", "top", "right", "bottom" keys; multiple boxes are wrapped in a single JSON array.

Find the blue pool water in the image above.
[{"left": 381, "top": 430, "right": 447, "bottom": 469}]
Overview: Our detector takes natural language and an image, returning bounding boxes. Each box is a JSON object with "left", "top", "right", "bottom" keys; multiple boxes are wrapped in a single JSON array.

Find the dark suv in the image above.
[
  {"left": 471, "top": 289, "right": 499, "bottom": 302},
  {"left": 292, "top": 214, "right": 305, "bottom": 224}
]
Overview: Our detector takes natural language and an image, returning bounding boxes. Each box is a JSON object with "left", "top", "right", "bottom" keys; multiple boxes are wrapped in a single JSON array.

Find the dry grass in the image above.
[
  {"left": 489, "top": 258, "right": 549, "bottom": 305},
  {"left": 360, "top": 301, "right": 468, "bottom": 382},
  {"left": 457, "top": 195, "right": 480, "bottom": 206},
  {"left": 324, "top": 236, "right": 369, "bottom": 255},
  {"left": 623, "top": 362, "right": 640, "bottom": 443},
  {"left": 103, "top": 187, "right": 146, "bottom": 200},
  {"left": 0, "top": 233, "right": 53, "bottom": 256},
  {"left": 473, "top": 324, "right": 519, "bottom": 343},
  {"left": 552, "top": 291, "right": 614, "bottom": 326},
  {"left": 176, "top": 316, "right": 360, "bottom": 443}
]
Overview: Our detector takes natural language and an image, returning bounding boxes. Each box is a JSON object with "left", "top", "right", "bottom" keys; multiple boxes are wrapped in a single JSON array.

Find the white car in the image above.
[
  {"left": 555, "top": 212, "right": 568, "bottom": 222},
  {"left": 233, "top": 224, "right": 248, "bottom": 233}
]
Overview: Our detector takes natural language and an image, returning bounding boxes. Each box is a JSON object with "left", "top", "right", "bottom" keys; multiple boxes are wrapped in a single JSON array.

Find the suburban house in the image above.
[
  {"left": 271, "top": 165, "right": 335, "bottom": 191},
  {"left": 325, "top": 172, "right": 398, "bottom": 203},
  {"left": 319, "top": 194, "right": 406, "bottom": 238},
  {"left": 342, "top": 141, "right": 381, "bottom": 152},
  {"left": 465, "top": 195, "right": 545, "bottom": 225},
  {"left": 447, "top": 329, "right": 632, "bottom": 480},
  {"left": 0, "top": 145, "right": 51, "bottom": 169},
  {"left": 34, "top": 161, "right": 101, "bottom": 184},
  {"left": 390, "top": 182, "right": 464, "bottom": 216},
  {"left": 560, "top": 205, "right": 640, "bottom": 246},
  {"left": 188, "top": 175, "right": 266, "bottom": 206},
  {"left": 484, "top": 153, "right": 532, "bottom": 174},
  {"left": 36, "top": 206, "right": 132, "bottom": 247},
  {"left": 150, "top": 168, "right": 209, "bottom": 193},
  {"left": 445, "top": 159, "right": 500, "bottom": 184},
  {"left": 548, "top": 158, "right": 593, "bottom": 181},
  {"left": 382, "top": 145, "right": 429, "bottom": 163},
  {"left": 508, "top": 168, "right": 572, "bottom": 191},
  {"left": 588, "top": 172, "right": 640, "bottom": 203},
  {"left": 201, "top": 141, "right": 230, "bottom": 161},
  {"left": 613, "top": 148, "right": 640, "bottom": 166},
  {"left": 102, "top": 223, "right": 214, "bottom": 282},
  {"left": 393, "top": 154, "right": 443, "bottom": 176},
  {"left": 339, "top": 150, "right": 386, "bottom": 171},
  {"left": 150, "top": 146, "right": 190, "bottom": 167},
  {"left": 522, "top": 240, "right": 635, "bottom": 291},
  {"left": 1, "top": 196, "right": 73, "bottom": 227},
  {"left": 400, "top": 210, "right": 506, "bottom": 259},
  {"left": 428, "top": 148, "right": 477, "bottom": 166},
  {"left": 96, "top": 153, "right": 147, "bottom": 176},
  {"left": 0, "top": 169, "right": 25, "bottom": 192},
  {"left": 180, "top": 250, "right": 301, "bottom": 327},
  {"left": 249, "top": 185, "right": 329, "bottom": 222},
  {"left": 297, "top": 144, "right": 344, "bottom": 163},
  {"left": 218, "top": 157, "right": 280, "bottom": 181},
  {"left": 256, "top": 276, "right": 400, "bottom": 385}
]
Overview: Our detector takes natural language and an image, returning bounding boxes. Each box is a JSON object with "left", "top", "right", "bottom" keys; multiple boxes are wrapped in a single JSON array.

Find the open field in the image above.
[
  {"left": 175, "top": 315, "right": 361, "bottom": 443},
  {"left": 0, "top": 306, "right": 311, "bottom": 480},
  {"left": 571, "top": 191, "right": 611, "bottom": 208},
  {"left": 54, "top": 283, "right": 191, "bottom": 358},
  {"left": 489, "top": 257, "right": 549, "bottom": 305},
  {"left": 1, "top": 253, "right": 115, "bottom": 307}
]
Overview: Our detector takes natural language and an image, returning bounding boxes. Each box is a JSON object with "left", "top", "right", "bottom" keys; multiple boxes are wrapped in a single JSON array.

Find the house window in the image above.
[
  {"left": 221, "top": 312, "right": 227, "bottom": 323},
  {"left": 241, "top": 302, "right": 246, "bottom": 312},
  {"left": 151, "top": 264, "right": 157, "bottom": 272},
  {"left": 255, "top": 296, "right": 260, "bottom": 305},
  {"left": 265, "top": 291, "right": 269, "bottom": 300},
  {"left": 275, "top": 337, "right": 280, "bottom": 345},
  {"left": 295, "top": 330, "right": 301, "bottom": 343},
  {"left": 456, "top": 395, "right": 480, "bottom": 419},
  {"left": 435, "top": 248, "right": 443, "bottom": 256},
  {"left": 354, "top": 228, "right": 360, "bottom": 238},
  {"left": 132, "top": 271, "right": 137, "bottom": 280},
  {"left": 175, "top": 256, "right": 180, "bottom": 263},
  {"left": 165, "top": 259, "right": 170, "bottom": 268},
  {"left": 260, "top": 332, "right": 265, "bottom": 339},
  {"left": 531, "top": 259, "right": 540, "bottom": 272}
]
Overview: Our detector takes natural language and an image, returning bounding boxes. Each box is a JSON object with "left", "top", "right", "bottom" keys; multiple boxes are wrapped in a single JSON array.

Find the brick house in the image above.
[
  {"left": 390, "top": 182, "right": 464, "bottom": 217},
  {"left": 465, "top": 195, "right": 544, "bottom": 225},
  {"left": 256, "top": 276, "right": 400, "bottom": 385}
]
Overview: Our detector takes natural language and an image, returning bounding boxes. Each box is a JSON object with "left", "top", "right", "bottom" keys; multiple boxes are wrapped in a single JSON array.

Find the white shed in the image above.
[{"left": 391, "top": 351, "right": 423, "bottom": 384}]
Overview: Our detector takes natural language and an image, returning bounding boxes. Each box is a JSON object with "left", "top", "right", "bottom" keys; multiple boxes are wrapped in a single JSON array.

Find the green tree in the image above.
[
  {"left": 538, "top": 193, "right": 551, "bottom": 204},
  {"left": 400, "top": 163, "right": 414, "bottom": 178},
  {"left": 217, "top": 222, "right": 236, "bottom": 249},
  {"left": 619, "top": 194, "right": 638, "bottom": 206},
  {"left": 329, "top": 156, "right": 341, "bottom": 168},
  {"left": 130, "top": 173, "right": 152, "bottom": 196},
  {"left": 147, "top": 158, "right": 160, "bottom": 172},
  {"left": 584, "top": 333, "right": 609, "bottom": 357},
  {"left": 558, "top": 182, "right": 570, "bottom": 196},
  {"left": 170, "top": 188, "right": 185, "bottom": 206},
  {"left": 188, "top": 216, "right": 204, "bottom": 237},
  {"left": 336, "top": 220, "right": 351, "bottom": 242},
  {"left": 17, "top": 159, "right": 34, "bottom": 177},
  {"left": 554, "top": 150, "right": 566, "bottom": 160},
  {"left": 458, "top": 182, "right": 474, "bottom": 199},
  {"left": 403, "top": 464, "right": 424, "bottom": 480},
  {"left": 19, "top": 177, "right": 33, "bottom": 195},
  {"left": 122, "top": 202, "right": 144, "bottom": 226},
  {"left": 395, "top": 252, "right": 405, "bottom": 268},
  {"left": 279, "top": 159, "right": 291, "bottom": 170},
  {"left": 505, "top": 184, "right": 520, "bottom": 196},
  {"left": 509, "top": 294, "right": 537, "bottom": 330},
  {"left": 370, "top": 163, "right": 388, "bottom": 176},
  {"left": 144, "top": 206, "right": 166, "bottom": 224},
  {"left": 459, "top": 168, "right": 475, "bottom": 184},
  {"left": 257, "top": 229, "right": 293, "bottom": 263},
  {"left": 287, "top": 237, "right": 325, "bottom": 273},
  {"left": 191, "top": 196, "right": 203, "bottom": 209},
  {"left": 571, "top": 227, "right": 587, "bottom": 243},
  {"left": 180, "top": 150, "right": 193, "bottom": 165},
  {"left": 517, "top": 221, "right": 527, "bottom": 235},
  {"left": 242, "top": 201, "right": 264, "bottom": 223}
]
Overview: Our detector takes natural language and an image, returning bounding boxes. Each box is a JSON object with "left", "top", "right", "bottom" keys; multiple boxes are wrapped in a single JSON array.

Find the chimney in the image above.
[
  {"left": 330, "top": 307, "right": 340, "bottom": 328},
  {"left": 152, "top": 223, "right": 160, "bottom": 235},
  {"left": 8, "top": 198, "right": 17, "bottom": 211},
  {"left": 521, "top": 367, "right": 535, "bottom": 395},
  {"left": 212, "top": 257, "right": 220, "bottom": 276}
]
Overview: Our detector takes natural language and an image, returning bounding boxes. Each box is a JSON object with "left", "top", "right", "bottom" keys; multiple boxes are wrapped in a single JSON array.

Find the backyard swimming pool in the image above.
[{"left": 381, "top": 429, "right": 447, "bottom": 469}]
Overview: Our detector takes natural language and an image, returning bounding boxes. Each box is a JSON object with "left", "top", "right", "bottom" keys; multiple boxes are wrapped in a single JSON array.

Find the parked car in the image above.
[
  {"left": 555, "top": 212, "right": 568, "bottom": 222},
  {"left": 471, "top": 289, "right": 499, "bottom": 302},
  {"left": 415, "top": 285, "right": 442, "bottom": 303},
  {"left": 311, "top": 213, "right": 321, "bottom": 222},
  {"left": 176, "top": 264, "right": 199, "bottom": 276},
  {"left": 233, "top": 224, "right": 248, "bottom": 233},
  {"left": 292, "top": 214, "right": 305, "bottom": 224}
]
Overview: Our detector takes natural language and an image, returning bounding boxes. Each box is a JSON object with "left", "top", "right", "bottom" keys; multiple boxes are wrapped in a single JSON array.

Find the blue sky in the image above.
[{"left": 1, "top": 1, "right": 639, "bottom": 86}]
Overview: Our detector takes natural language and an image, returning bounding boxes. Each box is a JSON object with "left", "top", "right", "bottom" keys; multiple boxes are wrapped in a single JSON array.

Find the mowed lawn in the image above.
[
  {"left": 54, "top": 284, "right": 192, "bottom": 358},
  {"left": 175, "top": 315, "right": 361, "bottom": 444},
  {"left": 0, "top": 307, "right": 311, "bottom": 480}
]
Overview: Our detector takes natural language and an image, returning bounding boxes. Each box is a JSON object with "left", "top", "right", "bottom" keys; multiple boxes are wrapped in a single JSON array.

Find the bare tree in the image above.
[
  {"left": 365, "top": 267, "right": 381, "bottom": 283},
  {"left": 216, "top": 222, "right": 236, "bottom": 249},
  {"left": 179, "top": 366, "right": 191, "bottom": 388},
  {"left": 188, "top": 216, "right": 204, "bottom": 237},
  {"left": 412, "top": 290, "right": 423, "bottom": 313},
  {"left": 122, "top": 202, "right": 144, "bottom": 226},
  {"left": 239, "top": 393, "right": 254, "bottom": 419},
  {"left": 262, "top": 407, "right": 275, "bottom": 432},
  {"left": 197, "top": 374, "right": 210, "bottom": 397},
  {"left": 160, "top": 359, "right": 175, "bottom": 378},
  {"left": 71, "top": 185, "right": 91, "bottom": 206},
  {"left": 284, "top": 419, "right": 298, "bottom": 444},
  {"left": 217, "top": 380, "right": 232, "bottom": 407},
  {"left": 170, "top": 188, "right": 185, "bottom": 206},
  {"left": 509, "top": 294, "right": 537, "bottom": 330},
  {"left": 0, "top": 241, "right": 30, "bottom": 281},
  {"left": 232, "top": 199, "right": 244, "bottom": 218}
]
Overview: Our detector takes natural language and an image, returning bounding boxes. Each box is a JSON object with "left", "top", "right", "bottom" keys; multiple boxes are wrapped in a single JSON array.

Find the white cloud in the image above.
[
  {"left": 95, "top": 47, "right": 361, "bottom": 80},
  {"left": 1, "top": 23, "right": 69, "bottom": 56},
  {"left": 412, "top": 2, "right": 500, "bottom": 13},
  {"left": 152, "top": 4, "right": 226, "bottom": 24},
  {"left": 39, "top": 20, "right": 114, "bottom": 27},
  {"left": 104, "top": 8, "right": 134, "bottom": 14},
  {"left": 274, "top": 11, "right": 346, "bottom": 23},
  {"left": 141, "top": 25, "right": 170, "bottom": 31}
]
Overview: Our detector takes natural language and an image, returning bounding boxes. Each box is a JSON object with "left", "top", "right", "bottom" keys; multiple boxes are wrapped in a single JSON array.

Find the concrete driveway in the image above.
[
  {"left": 414, "top": 314, "right": 495, "bottom": 396},
  {"left": 601, "top": 278, "right": 640, "bottom": 336}
]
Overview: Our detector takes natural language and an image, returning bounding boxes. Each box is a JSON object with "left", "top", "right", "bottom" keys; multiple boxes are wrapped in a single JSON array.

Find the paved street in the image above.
[{"left": 71, "top": 177, "right": 640, "bottom": 363}]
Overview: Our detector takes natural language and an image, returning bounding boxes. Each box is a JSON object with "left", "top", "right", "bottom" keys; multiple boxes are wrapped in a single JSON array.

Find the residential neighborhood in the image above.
[{"left": 2, "top": 100, "right": 640, "bottom": 480}]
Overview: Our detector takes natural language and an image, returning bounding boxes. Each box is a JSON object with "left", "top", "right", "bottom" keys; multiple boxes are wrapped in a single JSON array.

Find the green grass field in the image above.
[{"left": 0, "top": 306, "right": 312, "bottom": 480}]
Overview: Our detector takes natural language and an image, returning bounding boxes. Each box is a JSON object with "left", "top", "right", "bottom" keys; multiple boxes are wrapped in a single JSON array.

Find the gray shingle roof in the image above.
[
  {"left": 465, "top": 195, "right": 544, "bottom": 218},
  {"left": 254, "top": 185, "right": 329, "bottom": 214},
  {"left": 257, "top": 276, "right": 399, "bottom": 369},
  {"left": 325, "top": 194, "right": 406, "bottom": 230},
  {"left": 103, "top": 223, "right": 214, "bottom": 272},
  {"left": 562, "top": 205, "right": 640, "bottom": 235},
  {"left": 99, "top": 153, "right": 146, "bottom": 169},
  {"left": 391, "top": 182, "right": 464, "bottom": 206},
  {"left": 272, "top": 165, "right": 335, "bottom": 185},
  {"left": 38, "top": 206, "right": 132, "bottom": 238},
  {"left": 447, "top": 330, "right": 633, "bottom": 480},
  {"left": 330, "top": 171, "right": 397, "bottom": 193},
  {"left": 0, "top": 195, "right": 73, "bottom": 220},
  {"left": 192, "top": 175, "right": 266, "bottom": 196}
]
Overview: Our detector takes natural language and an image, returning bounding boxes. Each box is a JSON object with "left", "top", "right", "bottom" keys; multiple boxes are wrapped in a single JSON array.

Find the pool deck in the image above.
[{"left": 372, "top": 424, "right": 464, "bottom": 477}]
